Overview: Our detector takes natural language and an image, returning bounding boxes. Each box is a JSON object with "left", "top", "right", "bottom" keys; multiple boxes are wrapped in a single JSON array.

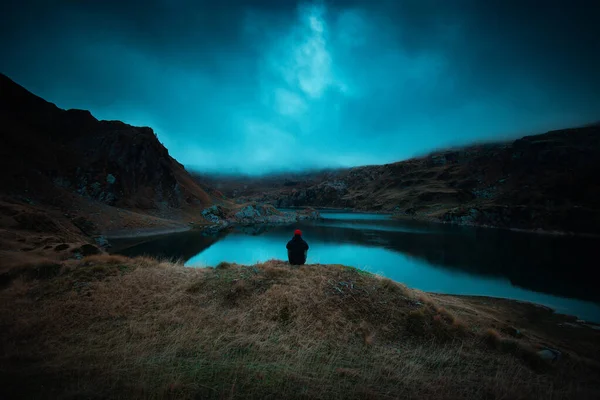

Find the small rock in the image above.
[
  {"left": 537, "top": 348, "right": 562, "bottom": 362},
  {"left": 558, "top": 322, "right": 580, "bottom": 329},
  {"left": 503, "top": 326, "right": 523, "bottom": 338},
  {"left": 94, "top": 236, "right": 110, "bottom": 248}
]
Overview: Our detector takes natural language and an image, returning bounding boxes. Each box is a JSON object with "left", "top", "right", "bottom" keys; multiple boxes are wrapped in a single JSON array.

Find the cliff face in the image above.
[
  {"left": 0, "top": 73, "right": 212, "bottom": 211},
  {"left": 205, "top": 125, "right": 600, "bottom": 234}
]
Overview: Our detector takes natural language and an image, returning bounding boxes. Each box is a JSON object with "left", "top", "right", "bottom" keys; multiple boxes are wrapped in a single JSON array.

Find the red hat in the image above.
[{"left": 294, "top": 229, "right": 302, "bottom": 236}]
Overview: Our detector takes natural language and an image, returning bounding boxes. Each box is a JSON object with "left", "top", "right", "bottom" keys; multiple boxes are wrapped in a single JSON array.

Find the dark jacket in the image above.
[{"left": 286, "top": 235, "right": 309, "bottom": 265}]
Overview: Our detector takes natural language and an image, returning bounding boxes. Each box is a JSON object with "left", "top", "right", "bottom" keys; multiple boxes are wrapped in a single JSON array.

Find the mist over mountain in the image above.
[{"left": 2, "top": 0, "right": 599, "bottom": 174}]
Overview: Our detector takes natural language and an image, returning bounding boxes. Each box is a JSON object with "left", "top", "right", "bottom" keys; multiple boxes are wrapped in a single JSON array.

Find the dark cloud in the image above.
[{"left": 1, "top": 0, "right": 599, "bottom": 174}]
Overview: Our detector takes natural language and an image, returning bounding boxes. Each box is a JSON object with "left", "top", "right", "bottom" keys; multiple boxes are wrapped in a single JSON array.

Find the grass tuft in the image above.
[
  {"left": 216, "top": 261, "right": 233, "bottom": 269},
  {"left": 379, "top": 277, "right": 407, "bottom": 295}
]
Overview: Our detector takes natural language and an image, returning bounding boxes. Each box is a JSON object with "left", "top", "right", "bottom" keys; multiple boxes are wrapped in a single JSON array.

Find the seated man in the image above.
[{"left": 286, "top": 229, "right": 309, "bottom": 265}]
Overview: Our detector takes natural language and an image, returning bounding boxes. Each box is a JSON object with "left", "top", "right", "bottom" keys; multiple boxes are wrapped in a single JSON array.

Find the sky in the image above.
[{"left": 1, "top": 0, "right": 600, "bottom": 175}]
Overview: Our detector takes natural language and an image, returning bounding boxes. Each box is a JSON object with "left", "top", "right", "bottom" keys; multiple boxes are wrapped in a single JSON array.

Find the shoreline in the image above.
[
  {"left": 390, "top": 213, "right": 600, "bottom": 238},
  {"left": 435, "top": 292, "right": 600, "bottom": 327},
  {"left": 278, "top": 206, "right": 393, "bottom": 215},
  {"left": 100, "top": 205, "right": 599, "bottom": 240},
  {"left": 103, "top": 225, "right": 193, "bottom": 239},
  {"left": 271, "top": 205, "right": 600, "bottom": 237},
  {"left": 103, "top": 207, "right": 322, "bottom": 240},
  {"left": 436, "top": 293, "right": 600, "bottom": 326},
  {"left": 280, "top": 206, "right": 600, "bottom": 237}
]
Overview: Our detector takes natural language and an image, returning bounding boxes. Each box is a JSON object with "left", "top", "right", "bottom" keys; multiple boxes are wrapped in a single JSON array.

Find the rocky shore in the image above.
[{"left": 200, "top": 203, "right": 321, "bottom": 232}]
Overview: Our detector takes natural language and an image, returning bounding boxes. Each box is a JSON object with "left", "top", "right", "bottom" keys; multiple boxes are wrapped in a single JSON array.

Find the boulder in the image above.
[
  {"left": 537, "top": 348, "right": 562, "bottom": 362},
  {"left": 501, "top": 326, "right": 523, "bottom": 338},
  {"left": 234, "top": 205, "right": 260, "bottom": 220},
  {"left": 94, "top": 235, "right": 110, "bottom": 248},
  {"left": 202, "top": 205, "right": 226, "bottom": 223},
  {"left": 296, "top": 208, "right": 321, "bottom": 221}
]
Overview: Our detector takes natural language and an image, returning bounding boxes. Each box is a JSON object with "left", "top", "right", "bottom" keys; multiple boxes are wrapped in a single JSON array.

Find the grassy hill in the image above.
[{"left": 1, "top": 256, "right": 598, "bottom": 399}]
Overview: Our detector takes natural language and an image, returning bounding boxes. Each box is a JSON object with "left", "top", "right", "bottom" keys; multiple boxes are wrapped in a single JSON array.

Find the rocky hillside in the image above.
[
  {"left": 200, "top": 203, "right": 320, "bottom": 233},
  {"left": 0, "top": 73, "right": 229, "bottom": 263},
  {"left": 0, "top": 73, "right": 215, "bottom": 212},
  {"left": 204, "top": 125, "right": 600, "bottom": 234}
]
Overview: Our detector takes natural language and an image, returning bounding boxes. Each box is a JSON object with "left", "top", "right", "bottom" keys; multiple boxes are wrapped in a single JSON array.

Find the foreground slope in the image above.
[
  {"left": 209, "top": 125, "right": 600, "bottom": 233},
  {"left": 1, "top": 257, "right": 598, "bottom": 399}
]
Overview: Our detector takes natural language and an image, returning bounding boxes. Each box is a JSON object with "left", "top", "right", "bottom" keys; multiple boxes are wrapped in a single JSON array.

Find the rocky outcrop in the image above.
[
  {"left": 200, "top": 203, "right": 321, "bottom": 230},
  {"left": 201, "top": 205, "right": 228, "bottom": 223}
]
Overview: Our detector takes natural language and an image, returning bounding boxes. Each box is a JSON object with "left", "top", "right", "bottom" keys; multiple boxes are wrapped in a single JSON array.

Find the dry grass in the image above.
[
  {"left": 0, "top": 254, "right": 63, "bottom": 288},
  {"left": 0, "top": 258, "right": 598, "bottom": 399}
]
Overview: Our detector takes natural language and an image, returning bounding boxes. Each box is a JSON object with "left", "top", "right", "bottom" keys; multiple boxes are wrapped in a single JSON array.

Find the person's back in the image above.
[{"left": 286, "top": 229, "right": 309, "bottom": 265}]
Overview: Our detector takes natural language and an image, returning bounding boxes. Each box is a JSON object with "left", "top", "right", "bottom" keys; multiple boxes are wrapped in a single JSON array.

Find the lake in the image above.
[{"left": 111, "top": 211, "right": 600, "bottom": 322}]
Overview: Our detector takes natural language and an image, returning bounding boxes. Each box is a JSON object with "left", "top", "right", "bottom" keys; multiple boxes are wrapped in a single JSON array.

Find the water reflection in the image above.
[{"left": 111, "top": 212, "right": 600, "bottom": 322}]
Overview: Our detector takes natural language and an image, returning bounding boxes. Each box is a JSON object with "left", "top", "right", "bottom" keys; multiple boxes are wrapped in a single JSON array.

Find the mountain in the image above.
[
  {"left": 0, "top": 73, "right": 217, "bottom": 211},
  {"left": 204, "top": 125, "right": 600, "bottom": 234},
  {"left": 0, "top": 73, "right": 223, "bottom": 260}
]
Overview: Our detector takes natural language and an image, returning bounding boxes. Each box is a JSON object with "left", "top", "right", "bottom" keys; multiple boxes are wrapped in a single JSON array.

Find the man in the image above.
[{"left": 286, "top": 229, "right": 309, "bottom": 265}]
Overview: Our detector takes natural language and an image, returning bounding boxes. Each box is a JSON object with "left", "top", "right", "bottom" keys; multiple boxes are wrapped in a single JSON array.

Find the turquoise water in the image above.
[{"left": 113, "top": 211, "right": 600, "bottom": 322}]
